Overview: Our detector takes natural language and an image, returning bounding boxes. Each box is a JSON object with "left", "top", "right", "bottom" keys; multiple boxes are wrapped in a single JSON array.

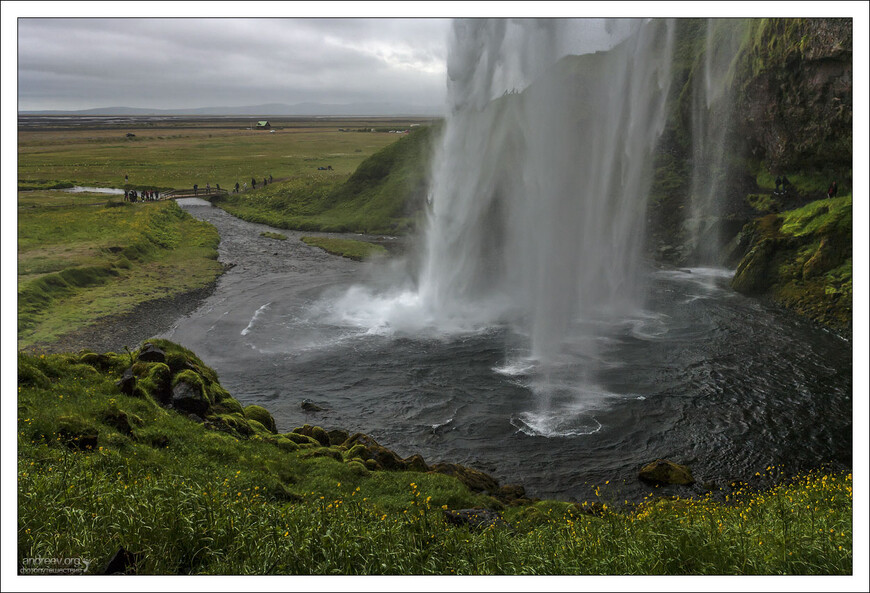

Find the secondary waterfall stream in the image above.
[{"left": 165, "top": 19, "right": 852, "bottom": 502}]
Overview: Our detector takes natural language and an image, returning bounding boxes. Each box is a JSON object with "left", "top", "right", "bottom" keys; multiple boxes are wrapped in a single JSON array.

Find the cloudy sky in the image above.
[
  {"left": 14, "top": 16, "right": 452, "bottom": 111},
  {"left": 7, "top": 3, "right": 713, "bottom": 113}
]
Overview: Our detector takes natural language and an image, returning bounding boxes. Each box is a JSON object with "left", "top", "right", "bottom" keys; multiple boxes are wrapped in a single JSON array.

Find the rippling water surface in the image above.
[{"left": 166, "top": 201, "right": 852, "bottom": 502}]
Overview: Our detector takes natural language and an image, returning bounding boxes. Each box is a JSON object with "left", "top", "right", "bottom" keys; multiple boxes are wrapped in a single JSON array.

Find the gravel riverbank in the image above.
[{"left": 23, "top": 281, "right": 220, "bottom": 355}]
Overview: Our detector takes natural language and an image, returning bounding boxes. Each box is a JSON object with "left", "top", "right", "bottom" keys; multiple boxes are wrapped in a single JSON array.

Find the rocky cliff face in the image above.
[
  {"left": 647, "top": 18, "right": 852, "bottom": 331},
  {"left": 736, "top": 18, "right": 852, "bottom": 176}
]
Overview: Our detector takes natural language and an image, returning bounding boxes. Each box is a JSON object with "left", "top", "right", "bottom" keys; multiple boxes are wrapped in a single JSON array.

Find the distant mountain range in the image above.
[{"left": 19, "top": 102, "right": 445, "bottom": 117}]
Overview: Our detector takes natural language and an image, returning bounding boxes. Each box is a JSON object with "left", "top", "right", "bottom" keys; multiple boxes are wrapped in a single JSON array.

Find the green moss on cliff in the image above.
[{"left": 731, "top": 196, "right": 851, "bottom": 330}]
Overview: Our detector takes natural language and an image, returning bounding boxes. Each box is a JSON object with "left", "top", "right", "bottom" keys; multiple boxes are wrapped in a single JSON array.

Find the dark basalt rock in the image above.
[
  {"left": 170, "top": 380, "right": 209, "bottom": 417},
  {"left": 116, "top": 368, "right": 137, "bottom": 396},
  {"left": 301, "top": 399, "right": 325, "bottom": 412},
  {"left": 430, "top": 462, "right": 499, "bottom": 493},
  {"left": 443, "top": 508, "right": 510, "bottom": 531},
  {"left": 639, "top": 459, "right": 695, "bottom": 486},
  {"left": 136, "top": 343, "right": 166, "bottom": 363}
]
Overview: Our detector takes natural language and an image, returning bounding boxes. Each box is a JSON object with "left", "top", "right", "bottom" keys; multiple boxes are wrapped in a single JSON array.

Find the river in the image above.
[{"left": 164, "top": 198, "right": 852, "bottom": 503}]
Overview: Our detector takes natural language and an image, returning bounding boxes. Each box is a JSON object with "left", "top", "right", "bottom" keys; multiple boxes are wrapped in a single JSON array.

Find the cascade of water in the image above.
[
  {"left": 685, "top": 19, "right": 744, "bottom": 265},
  {"left": 417, "top": 19, "right": 675, "bottom": 363}
]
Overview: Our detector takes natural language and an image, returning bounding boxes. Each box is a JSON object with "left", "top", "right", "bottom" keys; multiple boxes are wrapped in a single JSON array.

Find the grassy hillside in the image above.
[
  {"left": 17, "top": 194, "right": 222, "bottom": 348},
  {"left": 211, "top": 124, "right": 440, "bottom": 235},
  {"left": 16, "top": 340, "right": 852, "bottom": 575}
]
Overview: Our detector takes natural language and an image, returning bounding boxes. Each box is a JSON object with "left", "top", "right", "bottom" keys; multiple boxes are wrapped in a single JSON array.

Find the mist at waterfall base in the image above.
[{"left": 168, "top": 20, "right": 852, "bottom": 502}]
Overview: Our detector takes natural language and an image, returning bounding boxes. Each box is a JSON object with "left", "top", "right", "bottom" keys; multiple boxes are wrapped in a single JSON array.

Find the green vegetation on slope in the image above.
[
  {"left": 17, "top": 195, "right": 221, "bottom": 348},
  {"left": 731, "top": 195, "right": 852, "bottom": 329},
  {"left": 17, "top": 343, "right": 852, "bottom": 575},
  {"left": 212, "top": 125, "right": 440, "bottom": 235}
]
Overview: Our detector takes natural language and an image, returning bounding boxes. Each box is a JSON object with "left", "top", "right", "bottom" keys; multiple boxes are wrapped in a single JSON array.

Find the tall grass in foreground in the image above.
[
  {"left": 17, "top": 445, "right": 852, "bottom": 575},
  {"left": 17, "top": 353, "right": 852, "bottom": 575}
]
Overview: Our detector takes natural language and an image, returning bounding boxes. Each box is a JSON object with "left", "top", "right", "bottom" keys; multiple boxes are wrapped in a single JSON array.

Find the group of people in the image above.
[
  {"left": 124, "top": 189, "right": 159, "bottom": 202},
  {"left": 232, "top": 174, "right": 273, "bottom": 193},
  {"left": 773, "top": 175, "right": 792, "bottom": 195}
]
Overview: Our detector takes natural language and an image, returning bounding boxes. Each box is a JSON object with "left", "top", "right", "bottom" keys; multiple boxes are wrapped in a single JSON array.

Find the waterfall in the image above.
[
  {"left": 685, "top": 19, "right": 744, "bottom": 265},
  {"left": 417, "top": 19, "right": 675, "bottom": 362},
  {"left": 328, "top": 19, "right": 677, "bottom": 404}
]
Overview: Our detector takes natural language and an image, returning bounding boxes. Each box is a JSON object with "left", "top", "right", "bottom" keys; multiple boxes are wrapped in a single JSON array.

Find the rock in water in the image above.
[{"left": 639, "top": 459, "right": 695, "bottom": 485}]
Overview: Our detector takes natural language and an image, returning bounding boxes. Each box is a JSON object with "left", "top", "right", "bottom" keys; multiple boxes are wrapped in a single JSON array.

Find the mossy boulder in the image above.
[
  {"left": 731, "top": 237, "right": 778, "bottom": 294},
  {"left": 136, "top": 342, "right": 166, "bottom": 363},
  {"left": 292, "top": 424, "right": 330, "bottom": 447},
  {"left": 273, "top": 436, "right": 300, "bottom": 452},
  {"left": 343, "top": 443, "right": 372, "bottom": 462},
  {"left": 403, "top": 454, "right": 429, "bottom": 473},
  {"left": 244, "top": 405, "right": 277, "bottom": 434},
  {"left": 639, "top": 459, "right": 695, "bottom": 486},
  {"left": 145, "top": 363, "right": 172, "bottom": 403},
  {"left": 213, "top": 396, "right": 244, "bottom": 416},
  {"left": 79, "top": 352, "right": 114, "bottom": 371},
  {"left": 282, "top": 432, "right": 320, "bottom": 446},
  {"left": 100, "top": 402, "right": 144, "bottom": 436},
  {"left": 57, "top": 416, "right": 98, "bottom": 451},
  {"left": 341, "top": 433, "right": 407, "bottom": 470},
  {"left": 18, "top": 359, "right": 50, "bottom": 389},
  {"left": 247, "top": 419, "right": 271, "bottom": 434},
  {"left": 170, "top": 371, "right": 210, "bottom": 416},
  {"left": 212, "top": 413, "right": 254, "bottom": 437},
  {"left": 429, "top": 462, "right": 500, "bottom": 493},
  {"left": 327, "top": 429, "right": 350, "bottom": 446},
  {"left": 300, "top": 447, "right": 344, "bottom": 462},
  {"left": 346, "top": 460, "right": 370, "bottom": 477}
]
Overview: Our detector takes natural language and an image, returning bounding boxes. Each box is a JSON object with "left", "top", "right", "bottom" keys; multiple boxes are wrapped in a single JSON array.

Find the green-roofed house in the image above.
[{"left": 256, "top": 121, "right": 271, "bottom": 129}]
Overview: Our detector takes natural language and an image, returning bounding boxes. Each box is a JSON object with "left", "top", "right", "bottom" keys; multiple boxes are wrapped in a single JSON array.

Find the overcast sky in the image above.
[{"left": 15, "top": 17, "right": 452, "bottom": 111}]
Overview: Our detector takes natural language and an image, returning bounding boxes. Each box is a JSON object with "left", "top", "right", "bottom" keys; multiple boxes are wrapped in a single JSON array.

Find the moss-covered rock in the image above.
[
  {"left": 343, "top": 443, "right": 372, "bottom": 462},
  {"left": 731, "top": 196, "right": 852, "bottom": 330},
  {"left": 292, "top": 424, "right": 330, "bottom": 447},
  {"left": 57, "top": 415, "right": 98, "bottom": 451},
  {"left": 639, "top": 459, "right": 695, "bottom": 486},
  {"left": 244, "top": 405, "right": 277, "bottom": 434},
  {"left": 145, "top": 363, "right": 172, "bottom": 402},
  {"left": 429, "top": 463, "right": 500, "bottom": 493},
  {"left": 100, "top": 401, "right": 144, "bottom": 436},
  {"left": 300, "top": 447, "right": 344, "bottom": 462},
  {"left": 345, "top": 460, "right": 370, "bottom": 477},
  {"left": 282, "top": 432, "right": 320, "bottom": 446},
  {"left": 170, "top": 370, "right": 211, "bottom": 416},
  {"left": 213, "top": 396, "right": 244, "bottom": 416},
  {"left": 273, "top": 436, "right": 300, "bottom": 452}
]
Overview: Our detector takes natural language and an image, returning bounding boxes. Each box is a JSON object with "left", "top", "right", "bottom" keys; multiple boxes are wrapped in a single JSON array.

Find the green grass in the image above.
[
  {"left": 17, "top": 347, "right": 853, "bottom": 575},
  {"left": 779, "top": 195, "right": 851, "bottom": 237},
  {"left": 17, "top": 119, "right": 425, "bottom": 192},
  {"left": 300, "top": 236, "right": 388, "bottom": 261},
  {"left": 17, "top": 195, "right": 222, "bottom": 348},
  {"left": 212, "top": 125, "right": 439, "bottom": 235}
]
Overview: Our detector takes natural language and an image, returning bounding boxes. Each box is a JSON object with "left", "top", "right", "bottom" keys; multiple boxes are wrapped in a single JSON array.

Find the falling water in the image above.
[
  {"left": 418, "top": 19, "right": 675, "bottom": 360},
  {"left": 329, "top": 19, "right": 676, "bottom": 429},
  {"left": 685, "top": 19, "right": 744, "bottom": 264}
]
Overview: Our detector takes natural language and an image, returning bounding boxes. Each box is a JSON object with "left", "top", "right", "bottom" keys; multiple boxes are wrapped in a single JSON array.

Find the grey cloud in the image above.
[{"left": 17, "top": 17, "right": 450, "bottom": 110}]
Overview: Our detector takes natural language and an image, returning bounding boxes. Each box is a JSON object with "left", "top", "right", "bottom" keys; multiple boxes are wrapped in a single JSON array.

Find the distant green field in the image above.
[{"left": 17, "top": 118, "right": 429, "bottom": 191}]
